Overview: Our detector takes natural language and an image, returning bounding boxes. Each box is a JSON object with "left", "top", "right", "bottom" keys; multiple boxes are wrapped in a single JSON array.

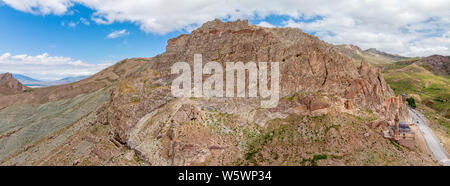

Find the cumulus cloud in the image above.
[
  {"left": 0, "top": 52, "right": 111, "bottom": 80},
  {"left": 257, "top": 21, "right": 276, "bottom": 28},
  {"left": 3, "top": 0, "right": 450, "bottom": 56},
  {"left": 107, "top": 29, "right": 129, "bottom": 39},
  {"left": 3, "top": 0, "right": 71, "bottom": 15}
]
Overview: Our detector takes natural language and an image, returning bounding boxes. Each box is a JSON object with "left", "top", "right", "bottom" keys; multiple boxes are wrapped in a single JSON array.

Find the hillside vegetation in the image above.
[
  {"left": 383, "top": 60, "right": 450, "bottom": 150},
  {"left": 384, "top": 64, "right": 450, "bottom": 119},
  {"left": 336, "top": 43, "right": 449, "bottom": 140}
]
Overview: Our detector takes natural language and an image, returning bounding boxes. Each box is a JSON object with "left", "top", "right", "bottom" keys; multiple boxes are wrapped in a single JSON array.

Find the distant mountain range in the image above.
[
  {"left": 336, "top": 44, "right": 409, "bottom": 66},
  {"left": 12, "top": 74, "right": 89, "bottom": 87}
]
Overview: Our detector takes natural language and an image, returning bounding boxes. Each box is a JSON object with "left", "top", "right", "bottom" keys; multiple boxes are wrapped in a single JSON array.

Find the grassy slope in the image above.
[
  {"left": 335, "top": 44, "right": 395, "bottom": 67},
  {"left": 383, "top": 64, "right": 450, "bottom": 119},
  {"left": 382, "top": 62, "right": 450, "bottom": 153},
  {"left": 238, "top": 112, "right": 433, "bottom": 165},
  {"left": 337, "top": 43, "right": 450, "bottom": 153}
]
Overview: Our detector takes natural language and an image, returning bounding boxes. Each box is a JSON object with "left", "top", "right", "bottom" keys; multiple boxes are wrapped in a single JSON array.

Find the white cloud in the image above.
[
  {"left": 68, "top": 21, "right": 76, "bottom": 27},
  {"left": 257, "top": 21, "right": 275, "bottom": 28},
  {"left": 3, "top": 0, "right": 450, "bottom": 56},
  {"left": 0, "top": 52, "right": 111, "bottom": 80},
  {"left": 79, "top": 17, "right": 90, "bottom": 25},
  {"left": 3, "top": 0, "right": 71, "bottom": 15},
  {"left": 107, "top": 29, "right": 129, "bottom": 39},
  {"left": 62, "top": 17, "right": 90, "bottom": 28}
]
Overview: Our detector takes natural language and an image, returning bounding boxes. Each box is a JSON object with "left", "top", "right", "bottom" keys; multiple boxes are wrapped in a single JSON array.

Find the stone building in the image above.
[{"left": 389, "top": 114, "right": 415, "bottom": 149}]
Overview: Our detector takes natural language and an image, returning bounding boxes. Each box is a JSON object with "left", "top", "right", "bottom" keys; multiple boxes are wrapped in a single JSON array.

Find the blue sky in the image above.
[
  {"left": 0, "top": 4, "right": 177, "bottom": 65},
  {"left": 1, "top": 0, "right": 449, "bottom": 80}
]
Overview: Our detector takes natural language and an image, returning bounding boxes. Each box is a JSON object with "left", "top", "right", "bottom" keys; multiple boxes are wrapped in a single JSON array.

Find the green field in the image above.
[{"left": 383, "top": 63, "right": 450, "bottom": 135}]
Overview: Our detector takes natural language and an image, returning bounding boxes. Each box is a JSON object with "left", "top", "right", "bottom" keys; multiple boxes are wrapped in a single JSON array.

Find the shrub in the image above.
[{"left": 406, "top": 97, "right": 416, "bottom": 108}]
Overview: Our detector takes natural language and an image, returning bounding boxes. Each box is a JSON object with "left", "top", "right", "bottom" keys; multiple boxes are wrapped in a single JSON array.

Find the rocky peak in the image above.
[
  {"left": 344, "top": 44, "right": 363, "bottom": 53},
  {"left": 101, "top": 19, "right": 411, "bottom": 148},
  {"left": 418, "top": 55, "right": 450, "bottom": 75},
  {"left": 0, "top": 72, "right": 28, "bottom": 95},
  {"left": 197, "top": 18, "right": 251, "bottom": 32},
  {"left": 0, "top": 19, "right": 427, "bottom": 166},
  {"left": 364, "top": 48, "right": 407, "bottom": 61},
  {"left": 365, "top": 48, "right": 378, "bottom": 53}
]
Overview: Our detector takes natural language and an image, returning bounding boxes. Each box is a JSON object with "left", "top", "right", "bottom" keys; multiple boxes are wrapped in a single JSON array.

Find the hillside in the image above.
[
  {"left": 364, "top": 48, "right": 408, "bottom": 62},
  {"left": 383, "top": 61, "right": 450, "bottom": 151},
  {"left": 12, "top": 74, "right": 41, "bottom": 84},
  {"left": 0, "top": 20, "right": 435, "bottom": 166},
  {"left": 0, "top": 58, "right": 148, "bottom": 164},
  {"left": 13, "top": 74, "right": 90, "bottom": 87},
  {"left": 0, "top": 73, "right": 29, "bottom": 95},
  {"left": 417, "top": 55, "right": 450, "bottom": 76},
  {"left": 336, "top": 44, "right": 409, "bottom": 67},
  {"left": 0, "top": 58, "right": 147, "bottom": 110}
]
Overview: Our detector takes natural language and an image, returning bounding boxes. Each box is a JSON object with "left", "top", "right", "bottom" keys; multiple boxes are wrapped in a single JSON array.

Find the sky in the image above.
[{"left": 0, "top": 0, "right": 449, "bottom": 80}]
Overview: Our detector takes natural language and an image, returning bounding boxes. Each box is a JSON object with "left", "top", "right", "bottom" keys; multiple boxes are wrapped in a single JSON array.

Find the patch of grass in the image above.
[
  {"left": 384, "top": 64, "right": 450, "bottom": 120},
  {"left": 390, "top": 140, "right": 403, "bottom": 151},
  {"left": 300, "top": 154, "right": 328, "bottom": 166},
  {"left": 382, "top": 57, "right": 421, "bottom": 72}
]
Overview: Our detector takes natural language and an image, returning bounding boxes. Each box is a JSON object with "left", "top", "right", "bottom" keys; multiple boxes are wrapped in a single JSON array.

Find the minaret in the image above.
[{"left": 394, "top": 113, "right": 399, "bottom": 136}]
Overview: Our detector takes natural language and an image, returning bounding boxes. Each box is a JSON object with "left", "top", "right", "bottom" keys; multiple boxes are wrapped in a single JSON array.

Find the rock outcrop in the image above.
[
  {"left": 93, "top": 19, "right": 417, "bottom": 165},
  {"left": 0, "top": 73, "right": 28, "bottom": 95},
  {"left": 2, "top": 19, "right": 431, "bottom": 166}
]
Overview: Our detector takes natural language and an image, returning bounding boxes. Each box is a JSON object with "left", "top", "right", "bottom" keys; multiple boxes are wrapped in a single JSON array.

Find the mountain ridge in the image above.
[
  {"left": 12, "top": 73, "right": 90, "bottom": 87},
  {"left": 0, "top": 19, "right": 435, "bottom": 166},
  {"left": 0, "top": 73, "right": 29, "bottom": 95},
  {"left": 336, "top": 44, "right": 409, "bottom": 66}
]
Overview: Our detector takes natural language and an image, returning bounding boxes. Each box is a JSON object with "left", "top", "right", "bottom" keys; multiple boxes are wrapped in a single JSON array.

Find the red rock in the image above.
[{"left": 0, "top": 73, "right": 28, "bottom": 95}]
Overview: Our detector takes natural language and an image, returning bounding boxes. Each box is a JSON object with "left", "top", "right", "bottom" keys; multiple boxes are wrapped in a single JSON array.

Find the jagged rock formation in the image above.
[
  {"left": 0, "top": 73, "right": 28, "bottom": 95},
  {"left": 1, "top": 19, "right": 432, "bottom": 166},
  {"left": 418, "top": 55, "right": 450, "bottom": 75},
  {"left": 89, "top": 19, "right": 422, "bottom": 165}
]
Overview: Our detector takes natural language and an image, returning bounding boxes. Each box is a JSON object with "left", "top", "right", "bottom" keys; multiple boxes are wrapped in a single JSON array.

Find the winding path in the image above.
[{"left": 408, "top": 108, "right": 450, "bottom": 166}]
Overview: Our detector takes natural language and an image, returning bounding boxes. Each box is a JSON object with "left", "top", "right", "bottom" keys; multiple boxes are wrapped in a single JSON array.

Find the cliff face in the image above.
[
  {"left": 0, "top": 73, "right": 28, "bottom": 95},
  {"left": 90, "top": 19, "right": 418, "bottom": 165},
  {"left": 2, "top": 19, "right": 428, "bottom": 166}
]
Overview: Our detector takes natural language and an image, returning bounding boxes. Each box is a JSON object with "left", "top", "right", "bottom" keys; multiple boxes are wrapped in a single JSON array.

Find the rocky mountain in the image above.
[
  {"left": 0, "top": 58, "right": 145, "bottom": 110},
  {"left": 12, "top": 74, "right": 41, "bottom": 84},
  {"left": 417, "top": 55, "right": 450, "bottom": 76},
  {"left": 336, "top": 44, "right": 409, "bottom": 67},
  {"left": 59, "top": 75, "right": 89, "bottom": 82},
  {"left": 12, "top": 74, "right": 89, "bottom": 87},
  {"left": 0, "top": 73, "right": 29, "bottom": 95},
  {"left": 0, "top": 19, "right": 434, "bottom": 166},
  {"left": 382, "top": 55, "right": 450, "bottom": 153},
  {"left": 364, "top": 48, "right": 408, "bottom": 62},
  {"left": 0, "top": 58, "right": 147, "bottom": 164},
  {"left": 337, "top": 44, "right": 364, "bottom": 57}
]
